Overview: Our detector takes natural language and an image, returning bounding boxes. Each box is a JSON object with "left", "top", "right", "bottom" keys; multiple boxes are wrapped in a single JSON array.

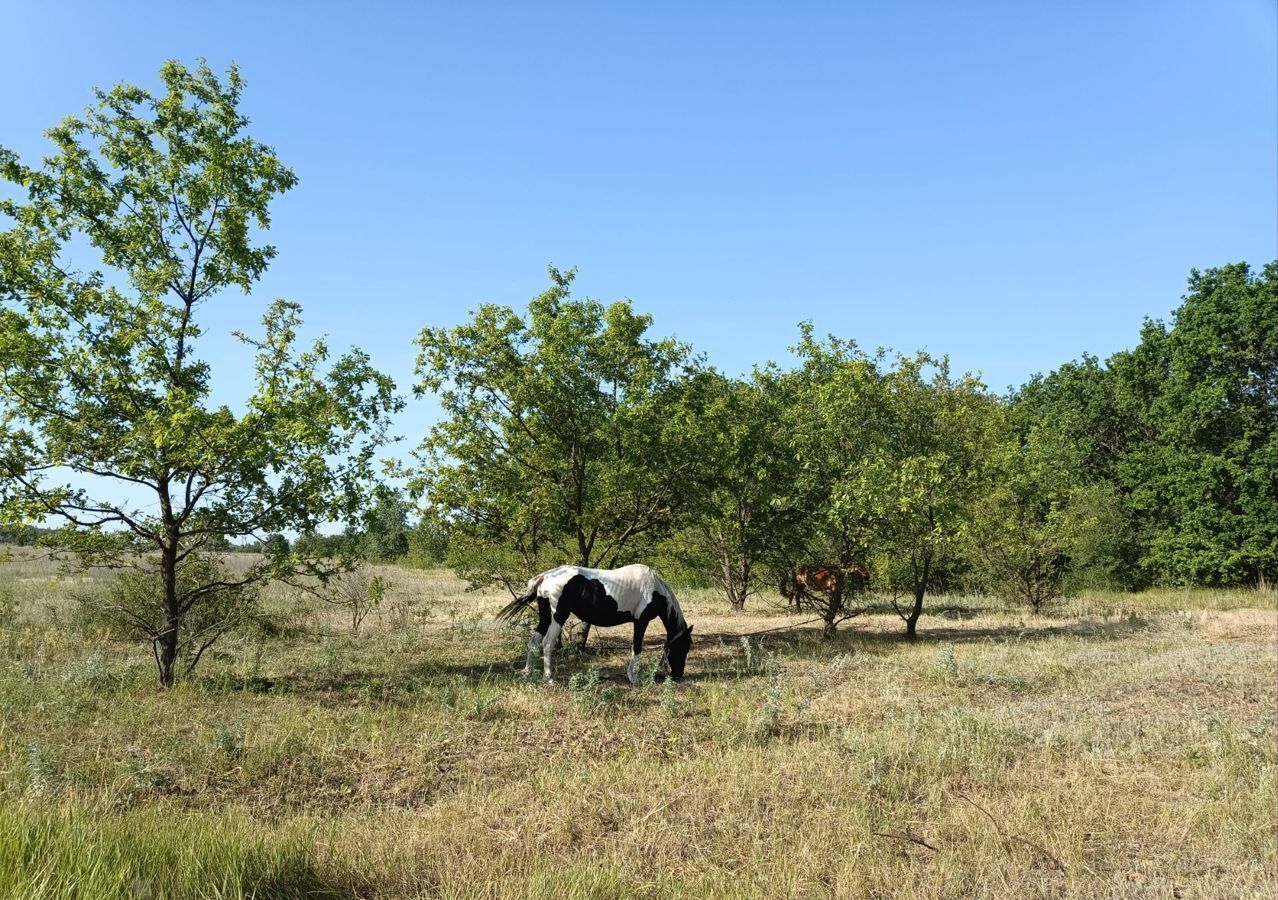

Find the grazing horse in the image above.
[
  {"left": 497, "top": 564, "right": 693, "bottom": 684},
  {"left": 796, "top": 565, "right": 845, "bottom": 596},
  {"left": 782, "top": 564, "right": 871, "bottom": 610}
]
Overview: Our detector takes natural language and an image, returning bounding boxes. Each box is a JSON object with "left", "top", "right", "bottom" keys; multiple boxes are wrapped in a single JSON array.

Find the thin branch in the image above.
[
  {"left": 68, "top": 463, "right": 159, "bottom": 492},
  {"left": 957, "top": 793, "right": 1065, "bottom": 873},
  {"left": 873, "top": 831, "right": 938, "bottom": 853},
  {"left": 1012, "top": 837, "right": 1066, "bottom": 873},
  {"left": 958, "top": 793, "right": 1006, "bottom": 838}
]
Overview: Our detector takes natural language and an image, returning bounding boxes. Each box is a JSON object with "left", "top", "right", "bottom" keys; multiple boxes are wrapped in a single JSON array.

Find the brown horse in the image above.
[{"left": 781, "top": 564, "right": 870, "bottom": 610}]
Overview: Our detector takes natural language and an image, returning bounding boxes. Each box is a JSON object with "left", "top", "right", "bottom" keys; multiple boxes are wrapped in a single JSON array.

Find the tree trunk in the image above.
[
  {"left": 779, "top": 570, "right": 802, "bottom": 612},
  {"left": 903, "top": 587, "right": 924, "bottom": 639},
  {"left": 725, "top": 555, "right": 749, "bottom": 610},
  {"left": 904, "top": 554, "right": 930, "bottom": 640},
  {"left": 822, "top": 581, "right": 845, "bottom": 638},
  {"left": 157, "top": 541, "right": 181, "bottom": 688}
]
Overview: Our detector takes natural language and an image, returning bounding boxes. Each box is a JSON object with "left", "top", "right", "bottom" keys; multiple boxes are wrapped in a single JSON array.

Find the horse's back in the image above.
[
  {"left": 547, "top": 564, "right": 671, "bottom": 622},
  {"left": 610, "top": 563, "right": 657, "bottom": 582}
]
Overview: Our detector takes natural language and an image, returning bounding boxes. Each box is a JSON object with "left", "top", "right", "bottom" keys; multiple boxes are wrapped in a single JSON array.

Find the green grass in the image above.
[
  {"left": 0, "top": 803, "right": 345, "bottom": 899},
  {"left": 0, "top": 549, "right": 1274, "bottom": 898}
]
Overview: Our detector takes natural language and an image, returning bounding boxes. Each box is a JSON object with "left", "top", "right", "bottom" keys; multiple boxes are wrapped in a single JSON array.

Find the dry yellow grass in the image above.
[{"left": 0, "top": 549, "right": 1274, "bottom": 898}]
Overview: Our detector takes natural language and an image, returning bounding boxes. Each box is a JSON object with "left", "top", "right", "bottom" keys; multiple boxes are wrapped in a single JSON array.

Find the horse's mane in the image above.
[{"left": 652, "top": 572, "right": 686, "bottom": 631}]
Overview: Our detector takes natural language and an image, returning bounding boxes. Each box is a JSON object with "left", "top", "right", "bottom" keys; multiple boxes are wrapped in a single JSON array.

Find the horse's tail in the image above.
[{"left": 495, "top": 575, "right": 542, "bottom": 622}]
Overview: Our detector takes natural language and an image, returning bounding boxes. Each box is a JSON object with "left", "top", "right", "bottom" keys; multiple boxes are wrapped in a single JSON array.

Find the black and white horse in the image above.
[{"left": 497, "top": 564, "right": 694, "bottom": 683}]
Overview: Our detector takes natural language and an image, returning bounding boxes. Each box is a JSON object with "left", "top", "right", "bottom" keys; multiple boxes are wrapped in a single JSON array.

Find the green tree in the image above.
[
  {"left": 261, "top": 534, "right": 291, "bottom": 558},
  {"left": 858, "top": 353, "right": 999, "bottom": 638},
  {"left": 353, "top": 486, "right": 411, "bottom": 562},
  {"left": 404, "top": 519, "right": 449, "bottom": 568},
  {"left": 671, "top": 369, "right": 798, "bottom": 608},
  {"left": 1013, "top": 355, "right": 1143, "bottom": 588},
  {"left": 1119, "top": 262, "right": 1277, "bottom": 586},
  {"left": 0, "top": 62, "right": 399, "bottom": 687},
  {"left": 410, "top": 268, "right": 699, "bottom": 597},
  {"left": 777, "top": 326, "right": 885, "bottom": 634},
  {"left": 971, "top": 414, "right": 1073, "bottom": 611},
  {"left": 293, "top": 531, "right": 352, "bottom": 559},
  {"left": 1015, "top": 262, "right": 1277, "bottom": 588}
]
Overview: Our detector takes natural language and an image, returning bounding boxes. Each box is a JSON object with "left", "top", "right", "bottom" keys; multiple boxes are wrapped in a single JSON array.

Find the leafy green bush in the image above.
[
  {"left": 23, "top": 742, "right": 63, "bottom": 798},
  {"left": 71, "top": 555, "right": 259, "bottom": 675},
  {"left": 752, "top": 654, "right": 784, "bottom": 739},
  {"left": 568, "top": 665, "right": 618, "bottom": 711}
]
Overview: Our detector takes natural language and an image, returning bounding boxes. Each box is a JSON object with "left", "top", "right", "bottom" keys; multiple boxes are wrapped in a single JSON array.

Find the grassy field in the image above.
[{"left": 0, "top": 550, "right": 1274, "bottom": 899}]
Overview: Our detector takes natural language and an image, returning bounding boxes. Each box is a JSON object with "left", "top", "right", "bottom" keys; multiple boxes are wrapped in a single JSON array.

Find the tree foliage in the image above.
[
  {"left": 353, "top": 486, "right": 411, "bottom": 563},
  {"left": 410, "top": 267, "right": 699, "bottom": 593},
  {"left": 774, "top": 327, "right": 883, "bottom": 632},
  {"left": 858, "top": 353, "right": 1000, "bottom": 637},
  {"left": 966, "top": 411, "right": 1123, "bottom": 610},
  {"left": 666, "top": 369, "right": 797, "bottom": 608},
  {"left": 1015, "top": 262, "right": 1276, "bottom": 588},
  {"left": 0, "top": 61, "right": 400, "bottom": 686},
  {"left": 1121, "top": 263, "right": 1277, "bottom": 585},
  {"left": 777, "top": 329, "right": 1000, "bottom": 635}
]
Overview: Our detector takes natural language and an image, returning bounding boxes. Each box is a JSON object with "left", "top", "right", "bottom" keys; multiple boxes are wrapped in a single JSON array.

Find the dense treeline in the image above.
[
  {"left": 1012, "top": 262, "right": 1276, "bottom": 589},
  {"left": 258, "top": 491, "right": 449, "bottom": 569},
  {"left": 1, "top": 62, "right": 1273, "bottom": 684},
  {"left": 414, "top": 263, "right": 1277, "bottom": 634}
]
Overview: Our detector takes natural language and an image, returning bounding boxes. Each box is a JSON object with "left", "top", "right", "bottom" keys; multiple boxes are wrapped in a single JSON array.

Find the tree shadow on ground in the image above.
[
  {"left": 411, "top": 612, "right": 1159, "bottom": 686},
  {"left": 674, "top": 612, "right": 1158, "bottom": 677},
  {"left": 196, "top": 612, "right": 1157, "bottom": 697},
  {"left": 195, "top": 657, "right": 528, "bottom": 701}
]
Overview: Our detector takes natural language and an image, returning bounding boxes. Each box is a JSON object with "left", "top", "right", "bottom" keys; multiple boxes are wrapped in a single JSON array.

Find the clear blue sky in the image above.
[{"left": 4, "top": 0, "right": 1275, "bottom": 422}]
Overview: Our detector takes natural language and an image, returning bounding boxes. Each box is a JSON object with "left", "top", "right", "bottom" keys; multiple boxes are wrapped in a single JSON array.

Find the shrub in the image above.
[
  {"left": 210, "top": 711, "right": 250, "bottom": 764},
  {"left": 72, "top": 555, "right": 259, "bottom": 680},
  {"left": 320, "top": 568, "right": 386, "bottom": 635},
  {"left": 927, "top": 645, "right": 960, "bottom": 685},
  {"left": 61, "top": 649, "right": 112, "bottom": 688},
  {"left": 23, "top": 742, "right": 64, "bottom": 798},
  {"left": 752, "top": 653, "right": 784, "bottom": 739},
  {"left": 568, "top": 665, "right": 618, "bottom": 711}
]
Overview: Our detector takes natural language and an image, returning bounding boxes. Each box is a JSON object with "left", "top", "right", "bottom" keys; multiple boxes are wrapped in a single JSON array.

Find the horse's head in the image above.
[{"left": 664, "top": 623, "right": 693, "bottom": 680}]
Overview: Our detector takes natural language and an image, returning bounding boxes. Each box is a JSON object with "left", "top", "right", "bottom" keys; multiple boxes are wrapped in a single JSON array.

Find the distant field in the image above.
[{"left": 1, "top": 550, "right": 1274, "bottom": 899}]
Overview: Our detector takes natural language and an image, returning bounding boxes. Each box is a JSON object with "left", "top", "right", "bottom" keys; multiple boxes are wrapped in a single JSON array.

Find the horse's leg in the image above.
[
  {"left": 543, "top": 604, "right": 573, "bottom": 683},
  {"left": 519, "top": 633, "right": 542, "bottom": 677},
  {"left": 541, "top": 620, "right": 561, "bottom": 682},
  {"left": 519, "top": 598, "right": 552, "bottom": 678},
  {"left": 626, "top": 617, "right": 651, "bottom": 686},
  {"left": 579, "top": 622, "right": 592, "bottom": 649}
]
